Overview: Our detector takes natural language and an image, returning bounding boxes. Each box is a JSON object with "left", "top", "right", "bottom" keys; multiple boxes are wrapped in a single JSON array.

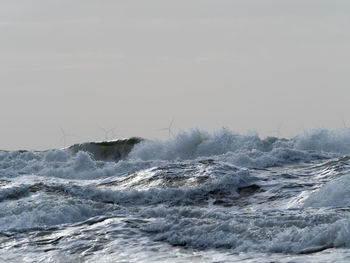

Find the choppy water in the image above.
[{"left": 2, "top": 128, "right": 350, "bottom": 262}]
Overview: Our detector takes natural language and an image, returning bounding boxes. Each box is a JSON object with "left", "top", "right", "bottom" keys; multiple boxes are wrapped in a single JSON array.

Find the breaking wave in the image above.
[
  {"left": 129, "top": 128, "right": 350, "bottom": 168},
  {"left": 68, "top": 137, "right": 143, "bottom": 161}
]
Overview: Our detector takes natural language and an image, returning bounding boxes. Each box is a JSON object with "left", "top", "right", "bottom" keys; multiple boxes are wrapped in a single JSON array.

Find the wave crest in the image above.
[
  {"left": 68, "top": 137, "right": 143, "bottom": 161},
  {"left": 129, "top": 128, "right": 350, "bottom": 167}
]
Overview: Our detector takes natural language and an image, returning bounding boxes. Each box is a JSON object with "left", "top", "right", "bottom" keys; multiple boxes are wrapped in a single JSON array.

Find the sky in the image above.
[{"left": 1, "top": 0, "right": 350, "bottom": 150}]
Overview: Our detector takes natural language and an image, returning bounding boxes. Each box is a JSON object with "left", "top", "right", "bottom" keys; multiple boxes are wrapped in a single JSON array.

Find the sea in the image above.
[{"left": 1, "top": 128, "right": 350, "bottom": 263}]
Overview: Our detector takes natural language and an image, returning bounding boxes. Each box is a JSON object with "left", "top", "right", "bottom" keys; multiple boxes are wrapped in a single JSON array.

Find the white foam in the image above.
[
  {"left": 129, "top": 128, "right": 341, "bottom": 168},
  {"left": 304, "top": 173, "right": 350, "bottom": 208},
  {"left": 0, "top": 192, "right": 109, "bottom": 231},
  {"left": 0, "top": 148, "right": 154, "bottom": 180},
  {"left": 294, "top": 128, "right": 350, "bottom": 154}
]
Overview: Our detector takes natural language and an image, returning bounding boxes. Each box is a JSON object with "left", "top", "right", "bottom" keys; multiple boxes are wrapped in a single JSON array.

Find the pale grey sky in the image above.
[{"left": 1, "top": 0, "right": 350, "bottom": 150}]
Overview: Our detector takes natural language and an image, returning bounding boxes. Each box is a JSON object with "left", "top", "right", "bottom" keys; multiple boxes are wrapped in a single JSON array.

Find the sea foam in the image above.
[
  {"left": 304, "top": 173, "right": 350, "bottom": 208},
  {"left": 129, "top": 128, "right": 350, "bottom": 168}
]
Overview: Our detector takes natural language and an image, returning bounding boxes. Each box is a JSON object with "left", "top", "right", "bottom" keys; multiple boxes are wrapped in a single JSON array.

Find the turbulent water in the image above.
[{"left": 2, "top": 128, "right": 350, "bottom": 262}]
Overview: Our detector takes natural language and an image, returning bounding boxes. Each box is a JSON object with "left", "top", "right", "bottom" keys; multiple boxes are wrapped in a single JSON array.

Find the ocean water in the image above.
[{"left": 2, "top": 128, "right": 350, "bottom": 262}]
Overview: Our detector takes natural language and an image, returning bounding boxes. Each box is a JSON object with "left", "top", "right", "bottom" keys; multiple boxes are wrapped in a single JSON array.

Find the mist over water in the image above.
[{"left": 1, "top": 128, "right": 350, "bottom": 262}]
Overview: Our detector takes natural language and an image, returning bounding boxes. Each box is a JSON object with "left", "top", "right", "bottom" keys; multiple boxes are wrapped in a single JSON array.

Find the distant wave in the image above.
[
  {"left": 68, "top": 137, "right": 143, "bottom": 161},
  {"left": 3, "top": 128, "right": 350, "bottom": 167}
]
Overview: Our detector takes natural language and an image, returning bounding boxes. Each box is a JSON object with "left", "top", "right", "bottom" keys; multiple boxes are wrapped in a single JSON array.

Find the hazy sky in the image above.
[{"left": 1, "top": 0, "right": 350, "bottom": 150}]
